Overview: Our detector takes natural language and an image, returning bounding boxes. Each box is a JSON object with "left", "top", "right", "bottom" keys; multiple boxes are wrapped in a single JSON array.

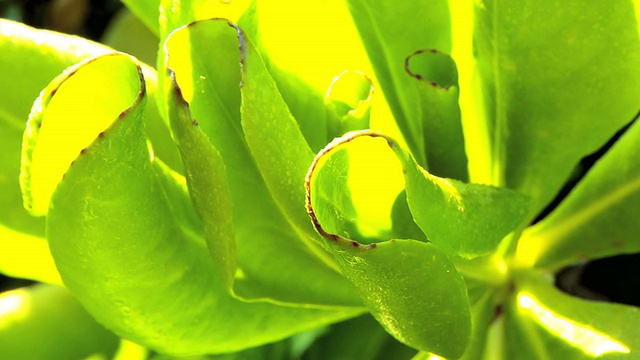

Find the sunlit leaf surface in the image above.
[
  {"left": 474, "top": 0, "right": 640, "bottom": 216},
  {"left": 162, "top": 18, "right": 362, "bottom": 307}
]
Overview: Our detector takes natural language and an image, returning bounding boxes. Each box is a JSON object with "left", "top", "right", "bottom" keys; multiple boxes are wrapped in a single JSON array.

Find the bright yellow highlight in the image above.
[
  {"left": 112, "top": 339, "right": 148, "bottom": 360},
  {"left": 193, "top": 0, "right": 251, "bottom": 23},
  {"left": 258, "top": 0, "right": 372, "bottom": 94},
  {"left": 0, "top": 226, "right": 61, "bottom": 285},
  {"left": 0, "top": 289, "right": 31, "bottom": 331},
  {"left": 347, "top": 136, "right": 404, "bottom": 236},
  {"left": 517, "top": 293, "right": 630, "bottom": 356},
  {"left": 516, "top": 176, "right": 640, "bottom": 267},
  {"left": 0, "top": 293, "right": 24, "bottom": 318},
  {"left": 23, "top": 54, "right": 140, "bottom": 216}
]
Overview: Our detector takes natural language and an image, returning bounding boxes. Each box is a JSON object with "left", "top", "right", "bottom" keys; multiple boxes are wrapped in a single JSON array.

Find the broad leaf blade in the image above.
[
  {"left": 162, "top": 19, "right": 362, "bottom": 307},
  {"left": 163, "top": 66, "right": 236, "bottom": 289},
  {"left": 329, "top": 239, "right": 471, "bottom": 358},
  {"left": 345, "top": 0, "right": 458, "bottom": 171},
  {"left": 41, "top": 53, "right": 360, "bottom": 354},
  {"left": 159, "top": 0, "right": 250, "bottom": 41},
  {"left": 518, "top": 117, "right": 640, "bottom": 270},
  {"left": 306, "top": 133, "right": 472, "bottom": 358},
  {"left": 474, "top": 0, "right": 640, "bottom": 215},
  {"left": 0, "top": 229, "right": 60, "bottom": 284},
  {"left": 0, "top": 19, "right": 110, "bottom": 241},
  {"left": 238, "top": 25, "right": 327, "bottom": 242},
  {"left": 405, "top": 49, "right": 468, "bottom": 181},
  {"left": 316, "top": 131, "right": 529, "bottom": 258},
  {"left": 0, "top": 20, "right": 130, "bottom": 284},
  {"left": 21, "top": 53, "right": 143, "bottom": 217},
  {"left": 121, "top": 0, "right": 160, "bottom": 35}
]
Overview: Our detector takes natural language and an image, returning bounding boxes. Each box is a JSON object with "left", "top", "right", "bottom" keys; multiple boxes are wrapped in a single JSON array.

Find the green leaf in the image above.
[
  {"left": 302, "top": 315, "right": 418, "bottom": 360},
  {"left": 20, "top": 53, "right": 145, "bottom": 217},
  {"left": 0, "top": 19, "right": 110, "bottom": 240},
  {"left": 405, "top": 49, "right": 468, "bottom": 181},
  {"left": 238, "top": 25, "right": 320, "bottom": 239},
  {"left": 503, "top": 274, "right": 640, "bottom": 359},
  {"left": 0, "top": 19, "right": 112, "bottom": 124},
  {"left": 390, "top": 190, "right": 428, "bottom": 243},
  {"left": 121, "top": 0, "right": 161, "bottom": 35},
  {"left": 306, "top": 134, "right": 472, "bottom": 358},
  {"left": 325, "top": 70, "right": 374, "bottom": 139},
  {"left": 0, "top": 22, "right": 175, "bottom": 284},
  {"left": 101, "top": 8, "right": 160, "bottom": 67},
  {"left": 162, "top": 19, "right": 362, "bottom": 307},
  {"left": 396, "top": 133, "right": 530, "bottom": 258},
  {"left": 345, "top": 0, "right": 461, "bottom": 173},
  {"left": 0, "top": 20, "right": 141, "bottom": 284},
  {"left": 306, "top": 131, "right": 406, "bottom": 242},
  {"left": 313, "top": 131, "right": 529, "bottom": 258},
  {"left": 320, "top": 239, "right": 471, "bottom": 358},
  {"left": 40, "top": 53, "right": 360, "bottom": 354},
  {"left": 457, "top": 277, "right": 499, "bottom": 360},
  {"left": 517, "top": 117, "right": 640, "bottom": 270},
  {"left": 474, "top": 0, "right": 640, "bottom": 215},
  {"left": 159, "top": 0, "right": 251, "bottom": 41},
  {"left": 0, "top": 284, "right": 120, "bottom": 360},
  {"left": 237, "top": 0, "right": 332, "bottom": 152},
  {"left": 0, "top": 229, "right": 60, "bottom": 284}
]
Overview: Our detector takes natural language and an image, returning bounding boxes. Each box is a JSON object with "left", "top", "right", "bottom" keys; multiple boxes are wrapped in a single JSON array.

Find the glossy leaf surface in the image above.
[
  {"left": 36, "top": 53, "right": 357, "bottom": 354},
  {"left": 0, "top": 20, "right": 110, "bottom": 281},
  {"left": 474, "top": 0, "right": 640, "bottom": 214},
  {"left": 518, "top": 117, "right": 640, "bottom": 270},
  {"left": 307, "top": 132, "right": 472, "bottom": 358},
  {"left": 405, "top": 49, "right": 467, "bottom": 181},
  {"left": 311, "top": 131, "right": 529, "bottom": 258},
  {"left": 344, "top": 0, "right": 451, "bottom": 157},
  {"left": 162, "top": 19, "right": 362, "bottom": 307}
]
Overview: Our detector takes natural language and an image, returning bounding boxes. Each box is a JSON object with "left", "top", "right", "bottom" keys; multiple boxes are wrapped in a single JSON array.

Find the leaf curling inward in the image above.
[
  {"left": 307, "top": 130, "right": 530, "bottom": 259},
  {"left": 305, "top": 134, "right": 472, "bottom": 357},
  {"left": 162, "top": 18, "right": 364, "bottom": 308},
  {"left": 405, "top": 49, "right": 458, "bottom": 89},
  {"left": 324, "top": 70, "right": 374, "bottom": 138},
  {"left": 20, "top": 52, "right": 145, "bottom": 217}
]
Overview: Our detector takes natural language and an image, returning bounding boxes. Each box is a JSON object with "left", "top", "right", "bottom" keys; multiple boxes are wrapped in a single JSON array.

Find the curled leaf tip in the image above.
[
  {"left": 305, "top": 129, "right": 393, "bottom": 245},
  {"left": 404, "top": 48, "right": 458, "bottom": 90},
  {"left": 20, "top": 52, "right": 145, "bottom": 217}
]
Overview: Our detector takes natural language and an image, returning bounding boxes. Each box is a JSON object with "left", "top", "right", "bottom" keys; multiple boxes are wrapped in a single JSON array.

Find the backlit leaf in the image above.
[
  {"left": 474, "top": 0, "right": 640, "bottom": 215},
  {"left": 162, "top": 19, "right": 362, "bottom": 307}
]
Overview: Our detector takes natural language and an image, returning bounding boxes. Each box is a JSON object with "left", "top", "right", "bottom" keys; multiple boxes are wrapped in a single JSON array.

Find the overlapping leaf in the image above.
[
  {"left": 0, "top": 19, "right": 112, "bottom": 283},
  {"left": 325, "top": 70, "right": 373, "bottom": 139},
  {"left": 346, "top": 0, "right": 468, "bottom": 180},
  {"left": 30, "top": 53, "right": 360, "bottom": 354},
  {"left": 405, "top": 49, "right": 467, "bottom": 181},
  {"left": 305, "top": 129, "right": 531, "bottom": 356},
  {"left": 310, "top": 131, "right": 529, "bottom": 258},
  {"left": 474, "top": 0, "right": 640, "bottom": 215},
  {"left": 518, "top": 116, "right": 640, "bottom": 270},
  {"left": 162, "top": 19, "right": 362, "bottom": 307}
]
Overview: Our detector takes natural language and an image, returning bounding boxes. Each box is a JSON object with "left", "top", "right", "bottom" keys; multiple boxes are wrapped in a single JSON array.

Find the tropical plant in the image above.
[{"left": 1, "top": 0, "right": 639, "bottom": 359}]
